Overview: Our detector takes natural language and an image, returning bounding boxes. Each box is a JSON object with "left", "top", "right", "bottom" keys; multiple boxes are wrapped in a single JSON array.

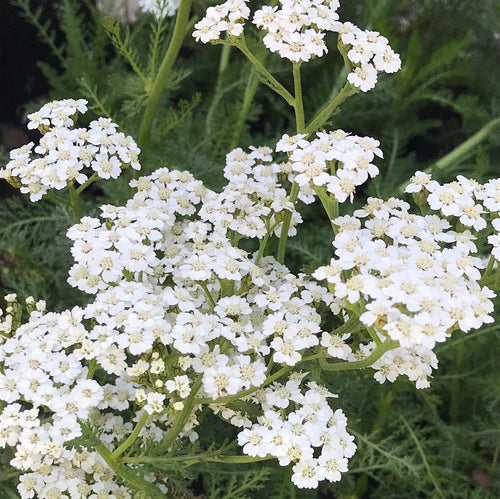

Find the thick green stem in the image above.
[
  {"left": 195, "top": 353, "right": 324, "bottom": 405},
  {"left": 255, "top": 218, "right": 280, "bottom": 265},
  {"left": 86, "top": 359, "right": 97, "bottom": 379},
  {"left": 479, "top": 254, "right": 496, "bottom": 287},
  {"left": 320, "top": 340, "right": 398, "bottom": 371},
  {"left": 332, "top": 315, "right": 360, "bottom": 336},
  {"left": 200, "top": 282, "right": 216, "bottom": 308},
  {"left": 275, "top": 63, "right": 308, "bottom": 264},
  {"left": 44, "top": 192, "right": 73, "bottom": 209},
  {"left": 217, "top": 44, "right": 231, "bottom": 84},
  {"left": 138, "top": 0, "right": 193, "bottom": 146},
  {"left": 434, "top": 117, "right": 500, "bottom": 170},
  {"left": 315, "top": 185, "right": 339, "bottom": 233},
  {"left": 195, "top": 364, "right": 291, "bottom": 405},
  {"left": 111, "top": 411, "right": 149, "bottom": 460}
]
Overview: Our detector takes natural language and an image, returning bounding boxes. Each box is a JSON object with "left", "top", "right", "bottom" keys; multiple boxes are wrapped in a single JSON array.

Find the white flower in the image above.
[
  {"left": 144, "top": 393, "right": 166, "bottom": 415},
  {"left": 347, "top": 64, "right": 378, "bottom": 92},
  {"left": 165, "top": 375, "right": 191, "bottom": 398},
  {"left": 291, "top": 459, "right": 324, "bottom": 489}
]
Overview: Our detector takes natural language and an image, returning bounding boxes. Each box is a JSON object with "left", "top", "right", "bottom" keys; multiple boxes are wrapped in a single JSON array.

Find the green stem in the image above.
[
  {"left": 352, "top": 430, "right": 417, "bottom": 474},
  {"left": 75, "top": 172, "right": 100, "bottom": 195},
  {"left": 276, "top": 182, "right": 300, "bottom": 264},
  {"left": 382, "top": 127, "right": 399, "bottom": 197},
  {"left": 292, "top": 62, "right": 305, "bottom": 133},
  {"left": 217, "top": 44, "right": 231, "bottom": 84},
  {"left": 82, "top": 426, "right": 166, "bottom": 497},
  {"left": 235, "top": 36, "right": 295, "bottom": 107},
  {"left": 430, "top": 117, "right": 500, "bottom": 171},
  {"left": 200, "top": 282, "right": 216, "bottom": 308},
  {"left": 152, "top": 375, "right": 203, "bottom": 456},
  {"left": 67, "top": 182, "right": 82, "bottom": 219},
  {"left": 138, "top": 0, "right": 193, "bottom": 146},
  {"left": 315, "top": 185, "right": 339, "bottom": 232},
  {"left": 255, "top": 218, "right": 280, "bottom": 265},
  {"left": 479, "top": 254, "right": 496, "bottom": 287},
  {"left": 111, "top": 411, "right": 149, "bottom": 460},
  {"left": 320, "top": 340, "right": 398, "bottom": 371},
  {"left": 400, "top": 416, "right": 447, "bottom": 499},
  {"left": 43, "top": 192, "right": 73, "bottom": 209},
  {"left": 195, "top": 364, "right": 291, "bottom": 405},
  {"left": 230, "top": 69, "right": 261, "bottom": 149},
  {"left": 305, "top": 82, "right": 358, "bottom": 136},
  {"left": 332, "top": 315, "right": 360, "bottom": 336},
  {"left": 195, "top": 353, "right": 323, "bottom": 405},
  {"left": 122, "top": 453, "right": 276, "bottom": 465},
  {"left": 86, "top": 359, "right": 97, "bottom": 379}
]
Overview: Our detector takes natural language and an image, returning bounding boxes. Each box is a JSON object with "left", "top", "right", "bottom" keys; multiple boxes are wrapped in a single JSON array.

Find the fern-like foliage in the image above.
[
  {"left": 205, "top": 468, "right": 272, "bottom": 499},
  {"left": 102, "top": 16, "right": 149, "bottom": 85},
  {"left": 0, "top": 197, "right": 87, "bottom": 310}
]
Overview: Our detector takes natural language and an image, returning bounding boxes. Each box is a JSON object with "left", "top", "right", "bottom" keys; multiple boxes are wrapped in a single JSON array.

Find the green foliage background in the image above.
[{"left": 1, "top": 0, "right": 499, "bottom": 497}]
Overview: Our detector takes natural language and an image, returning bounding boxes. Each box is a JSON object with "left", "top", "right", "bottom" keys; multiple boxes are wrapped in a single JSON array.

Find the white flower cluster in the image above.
[
  {"left": 0, "top": 152, "right": 354, "bottom": 494},
  {"left": 193, "top": 0, "right": 401, "bottom": 80},
  {"left": 138, "top": 0, "right": 179, "bottom": 18},
  {"left": 238, "top": 377, "right": 355, "bottom": 488},
  {"left": 277, "top": 130, "right": 383, "bottom": 203},
  {"left": 206, "top": 145, "right": 303, "bottom": 237},
  {"left": 66, "top": 165, "right": 330, "bottom": 378},
  {"left": 0, "top": 306, "right": 140, "bottom": 497},
  {"left": 339, "top": 22, "right": 401, "bottom": 91},
  {"left": 407, "top": 171, "right": 500, "bottom": 274},
  {"left": 253, "top": 0, "right": 340, "bottom": 62},
  {"left": 0, "top": 99, "right": 141, "bottom": 201},
  {"left": 193, "top": 0, "right": 251, "bottom": 43},
  {"left": 3, "top": 128, "right": 499, "bottom": 494},
  {"left": 314, "top": 186, "right": 497, "bottom": 388},
  {"left": 407, "top": 171, "right": 490, "bottom": 230}
]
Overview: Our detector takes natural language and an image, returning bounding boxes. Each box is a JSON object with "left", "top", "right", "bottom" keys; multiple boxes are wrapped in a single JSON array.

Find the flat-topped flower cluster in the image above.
[
  {"left": 277, "top": 130, "right": 382, "bottom": 202},
  {"left": 193, "top": 0, "right": 401, "bottom": 90},
  {"left": 0, "top": 99, "right": 140, "bottom": 201},
  {"left": 1, "top": 122, "right": 500, "bottom": 495}
]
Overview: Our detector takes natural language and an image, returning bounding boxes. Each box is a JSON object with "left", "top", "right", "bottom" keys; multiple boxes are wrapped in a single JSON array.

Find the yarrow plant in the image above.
[
  {"left": 1, "top": 99, "right": 140, "bottom": 217},
  {"left": 1, "top": 0, "right": 499, "bottom": 497}
]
